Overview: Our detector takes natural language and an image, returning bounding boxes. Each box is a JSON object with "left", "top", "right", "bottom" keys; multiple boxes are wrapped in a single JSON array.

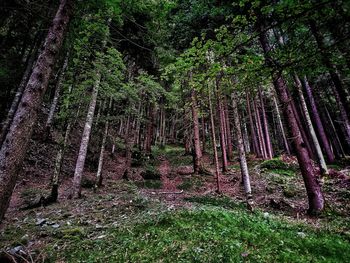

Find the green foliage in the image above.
[{"left": 260, "top": 158, "right": 296, "bottom": 171}]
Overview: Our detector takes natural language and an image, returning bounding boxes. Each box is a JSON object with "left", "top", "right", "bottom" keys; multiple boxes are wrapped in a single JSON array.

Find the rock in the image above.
[
  {"left": 297, "top": 232, "right": 307, "bottom": 238},
  {"left": 51, "top": 223, "right": 60, "bottom": 228},
  {"left": 20, "top": 234, "right": 30, "bottom": 245},
  {"left": 8, "top": 245, "right": 25, "bottom": 255},
  {"left": 263, "top": 212, "right": 269, "bottom": 218},
  {"left": 36, "top": 218, "right": 46, "bottom": 226}
]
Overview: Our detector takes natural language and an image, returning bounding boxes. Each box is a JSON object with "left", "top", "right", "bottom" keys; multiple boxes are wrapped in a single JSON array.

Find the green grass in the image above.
[
  {"left": 47, "top": 207, "right": 350, "bottom": 263},
  {"left": 153, "top": 145, "right": 193, "bottom": 167}
]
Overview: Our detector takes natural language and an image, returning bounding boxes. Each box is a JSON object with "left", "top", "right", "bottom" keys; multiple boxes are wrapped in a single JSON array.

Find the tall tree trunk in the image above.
[
  {"left": 208, "top": 88, "right": 221, "bottom": 193},
  {"left": 144, "top": 103, "right": 155, "bottom": 154},
  {"left": 329, "top": 81, "right": 350, "bottom": 148},
  {"left": 224, "top": 96, "right": 233, "bottom": 160},
  {"left": 201, "top": 116, "right": 206, "bottom": 153},
  {"left": 46, "top": 53, "right": 69, "bottom": 135},
  {"left": 302, "top": 77, "right": 335, "bottom": 163},
  {"left": 191, "top": 89, "right": 203, "bottom": 174},
  {"left": 242, "top": 116, "right": 251, "bottom": 153},
  {"left": 71, "top": 82, "right": 98, "bottom": 198},
  {"left": 324, "top": 106, "right": 346, "bottom": 157},
  {"left": 253, "top": 97, "right": 267, "bottom": 159},
  {"left": 294, "top": 75, "right": 328, "bottom": 175},
  {"left": 50, "top": 121, "right": 72, "bottom": 202},
  {"left": 290, "top": 96, "right": 315, "bottom": 160},
  {"left": 246, "top": 92, "right": 260, "bottom": 156},
  {"left": 71, "top": 16, "right": 111, "bottom": 198},
  {"left": 232, "top": 92, "right": 253, "bottom": 208},
  {"left": 216, "top": 79, "right": 228, "bottom": 172},
  {"left": 95, "top": 98, "right": 112, "bottom": 188},
  {"left": 0, "top": 0, "right": 73, "bottom": 222},
  {"left": 272, "top": 92, "right": 291, "bottom": 155},
  {"left": 259, "top": 27, "right": 324, "bottom": 214},
  {"left": 0, "top": 37, "right": 41, "bottom": 147},
  {"left": 259, "top": 88, "right": 273, "bottom": 159}
]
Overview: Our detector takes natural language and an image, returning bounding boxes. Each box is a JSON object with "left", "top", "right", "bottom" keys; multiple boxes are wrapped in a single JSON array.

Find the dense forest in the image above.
[{"left": 0, "top": 0, "right": 350, "bottom": 261}]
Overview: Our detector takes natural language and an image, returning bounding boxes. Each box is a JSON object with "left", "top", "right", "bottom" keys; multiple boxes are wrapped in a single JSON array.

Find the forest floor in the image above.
[{"left": 1, "top": 145, "right": 350, "bottom": 262}]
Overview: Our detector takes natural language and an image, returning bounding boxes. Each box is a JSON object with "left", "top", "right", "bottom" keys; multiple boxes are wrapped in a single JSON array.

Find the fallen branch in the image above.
[{"left": 158, "top": 190, "right": 184, "bottom": 195}]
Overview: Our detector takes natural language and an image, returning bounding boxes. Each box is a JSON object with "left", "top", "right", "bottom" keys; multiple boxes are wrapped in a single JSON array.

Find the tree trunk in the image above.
[
  {"left": 259, "top": 27, "right": 324, "bottom": 214},
  {"left": 224, "top": 96, "right": 233, "bottom": 160},
  {"left": 272, "top": 92, "right": 291, "bottom": 155},
  {"left": 96, "top": 98, "right": 112, "bottom": 188},
  {"left": 191, "top": 89, "right": 203, "bottom": 174},
  {"left": 330, "top": 81, "right": 350, "bottom": 148},
  {"left": 290, "top": 96, "right": 315, "bottom": 160},
  {"left": 294, "top": 75, "right": 328, "bottom": 175},
  {"left": 50, "top": 121, "right": 72, "bottom": 202},
  {"left": 208, "top": 88, "right": 221, "bottom": 193},
  {"left": 0, "top": 36, "right": 41, "bottom": 147},
  {"left": 324, "top": 106, "right": 346, "bottom": 157},
  {"left": 201, "top": 116, "right": 206, "bottom": 153},
  {"left": 0, "top": 0, "right": 73, "bottom": 222},
  {"left": 246, "top": 92, "right": 260, "bottom": 156},
  {"left": 216, "top": 79, "right": 228, "bottom": 172},
  {"left": 232, "top": 92, "right": 253, "bottom": 207},
  {"left": 253, "top": 97, "right": 267, "bottom": 159},
  {"left": 46, "top": 53, "right": 69, "bottom": 135},
  {"left": 71, "top": 82, "right": 99, "bottom": 198},
  {"left": 259, "top": 88, "right": 273, "bottom": 159},
  {"left": 144, "top": 103, "right": 155, "bottom": 154},
  {"left": 302, "top": 77, "right": 334, "bottom": 163}
]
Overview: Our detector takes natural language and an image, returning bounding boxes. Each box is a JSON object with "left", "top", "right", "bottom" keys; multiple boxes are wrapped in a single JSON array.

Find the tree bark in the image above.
[
  {"left": 216, "top": 78, "right": 228, "bottom": 172},
  {"left": 46, "top": 53, "right": 69, "bottom": 135},
  {"left": 208, "top": 88, "right": 221, "bottom": 193},
  {"left": 71, "top": 81, "right": 99, "bottom": 198},
  {"left": 224, "top": 96, "right": 233, "bottom": 160},
  {"left": 144, "top": 103, "right": 156, "bottom": 154},
  {"left": 96, "top": 98, "right": 112, "bottom": 188},
  {"left": 246, "top": 92, "right": 260, "bottom": 156},
  {"left": 0, "top": 36, "right": 41, "bottom": 147},
  {"left": 302, "top": 77, "right": 334, "bottom": 163},
  {"left": 253, "top": 97, "right": 267, "bottom": 159},
  {"left": 294, "top": 75, "right": 328, "bottom": 175},
  {"left": 0, "top": 0, "right": 73, "bottom": 222},
  {"left": 190, "top": 89, "right": 203, "bottom": 174},
  {"left": 259, "top": 27, "right": 324, "bottom": 214},
  {"left": 272, "top": 92, "right": 291, "bottom": 155},
  {"left": 232, "top": 92, "right": 253, "bottom": 207},
  {"left": 201, "top": 116, "right": 206, "bottom": 153},
  {"left": 259, "top": 88, "right": 273, "bottom": 159}
]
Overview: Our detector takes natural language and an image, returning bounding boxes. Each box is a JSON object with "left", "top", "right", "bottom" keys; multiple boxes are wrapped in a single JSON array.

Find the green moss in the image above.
[
  {"left": 283, "top": 185, "right": 298, "bottom": 198},
  {"left": 261, "top": 158, "right": 297, "bottom": 171}
]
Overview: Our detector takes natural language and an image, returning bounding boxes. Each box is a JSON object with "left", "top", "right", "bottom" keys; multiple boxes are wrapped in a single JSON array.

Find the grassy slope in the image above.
[{"left": 48, "top": 202, "right": 350, "bottom": 263}]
